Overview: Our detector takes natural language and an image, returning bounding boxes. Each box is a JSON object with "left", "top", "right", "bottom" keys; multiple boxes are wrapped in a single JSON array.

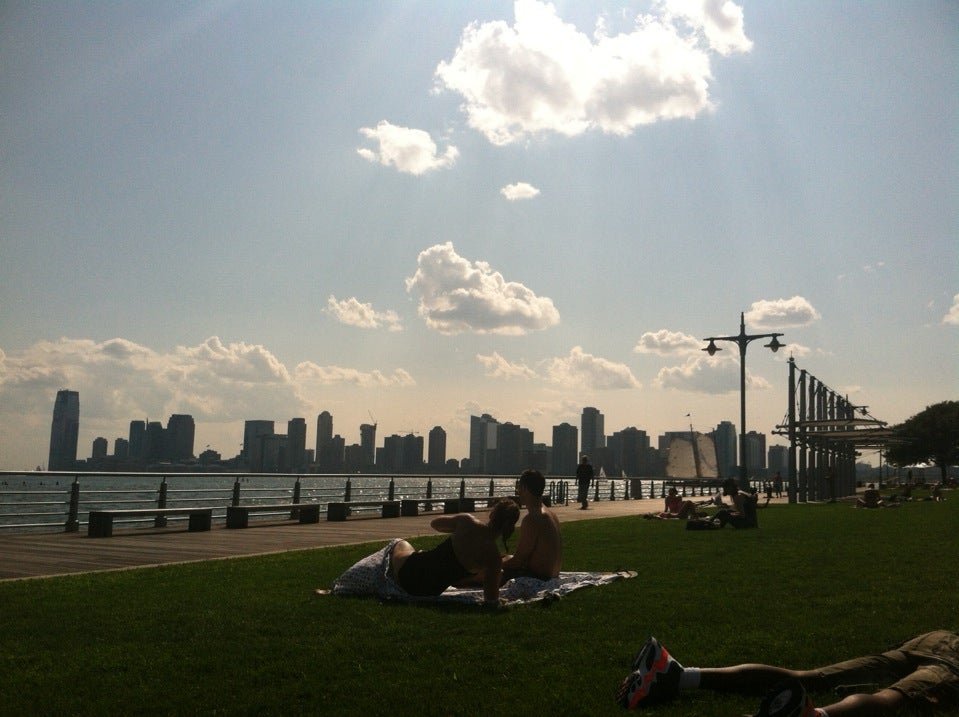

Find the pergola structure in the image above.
[{"left": 774, "top": 358, "right": 894, "bottom": 503}]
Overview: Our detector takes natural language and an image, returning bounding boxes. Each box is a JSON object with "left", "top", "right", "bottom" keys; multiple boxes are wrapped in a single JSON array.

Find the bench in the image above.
[
  {"left": 326, "top": 500, "right": 400, "bottom": 521},
  {"left": 400, "top": 497, "right": 454, "bottom": 516},
  {"left": 226, "top": 503, "right": 320, "bottom": 529},
  {"left": 88, "top": 507, "right": 213, "bottom": 538},
  {"left": 400, "top": 496, "right": 518, "bottom": 516}
]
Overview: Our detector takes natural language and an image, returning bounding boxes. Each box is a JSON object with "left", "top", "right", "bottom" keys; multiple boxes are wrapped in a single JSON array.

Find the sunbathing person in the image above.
[
  {"left": 644, "top": 487, "right": 700, "bottom": 520},
  {"left": 617, "top": 631, "right": 959, "bottom": 715},
  {"left": 390, "top": 498, "right": 519, "bottom": 604}
]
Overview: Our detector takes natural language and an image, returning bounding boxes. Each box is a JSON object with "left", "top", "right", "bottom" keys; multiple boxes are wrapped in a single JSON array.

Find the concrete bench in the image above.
[
  {"left": 88, "top": 507, "right": 213, "bottom": 538},
  {"left": 326, "top": 500, "right": 400, "bottom": 521},
  {"left": 400, "top": 497, "right": 456, "bottom": 516},
  {"left": 225, "top": 503, "right": 320, "bottom": 529}
]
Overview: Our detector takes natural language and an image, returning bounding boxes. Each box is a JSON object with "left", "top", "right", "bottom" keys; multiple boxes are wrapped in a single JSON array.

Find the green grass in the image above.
[{"left": 2, "top": 495, "right": 957, "bottom": 716}]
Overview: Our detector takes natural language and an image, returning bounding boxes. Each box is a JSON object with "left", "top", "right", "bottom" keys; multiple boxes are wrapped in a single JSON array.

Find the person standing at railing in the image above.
[{"left": 576, "top": 455, "right": 594, "bottom": 510}]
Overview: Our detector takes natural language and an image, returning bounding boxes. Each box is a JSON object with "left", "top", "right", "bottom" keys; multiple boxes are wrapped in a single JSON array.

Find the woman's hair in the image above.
[{"left": 488, "top": 498, "right": 520, "bottom": 551}]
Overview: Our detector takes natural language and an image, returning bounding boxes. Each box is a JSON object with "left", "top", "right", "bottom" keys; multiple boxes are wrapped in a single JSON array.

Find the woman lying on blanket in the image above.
[{"left": 389, "top": 498, "right": 520, "bottom": 605}]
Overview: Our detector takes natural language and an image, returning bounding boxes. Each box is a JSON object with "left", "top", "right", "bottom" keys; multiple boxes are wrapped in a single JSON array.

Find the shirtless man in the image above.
[{"left": 501, "top": 469, "right": 563, "bottom": 582}]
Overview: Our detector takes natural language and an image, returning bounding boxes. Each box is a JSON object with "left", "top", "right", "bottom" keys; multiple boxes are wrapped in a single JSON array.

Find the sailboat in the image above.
[{"left": 665, "top": 431, "right": 719, "bottom": 480}]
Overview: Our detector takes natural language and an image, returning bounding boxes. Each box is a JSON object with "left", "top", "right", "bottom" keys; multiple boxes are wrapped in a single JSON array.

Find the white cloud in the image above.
[
  {"left": 405, "top": 242, "right": 560, "bottom": 335},
  {"left": 500, "top": 182, "right": 540, "bottom": 201},
  {"left": 294, "top": 363, "right": 415, "bottom": 388},
  {"left": 542, "top": 346, "right": 641, "bottom": 389},
  {"left": 325, "top": 295, "right": 403, "bottom": 332},
  {"left": 0, "top": 337, "right": 416, "bottom": 436},
  {"left": 476, "top": 352, "right": 537, "bottom": 380},
  {"left": 633, "top": 328, "right": 701, "bottom": 355},
  {"left": 435, "top": 0, "right": 750, "bottom": 145},
  {"left": 655, "top": 354, "right": 771, "bottom": 393},
  {"left": 357, "top": 120, "right": 459, "bottom": 175},
  {"left": 745, "top": 296, "right": 821, "bottom": 329},
  {"left": 0, "top": 337, "right": 299, "bottom": 426},
  {"left": 662, "top": 0, "right": 753, "bottom": 56},
  {"left": 943, "top": 293, "right": 959, "bottom": 325}
]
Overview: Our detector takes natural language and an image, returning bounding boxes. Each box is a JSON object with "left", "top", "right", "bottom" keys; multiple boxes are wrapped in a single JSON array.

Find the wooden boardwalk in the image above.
[{"left": 0, "top": 496, "right": 675, "bottom": 581}]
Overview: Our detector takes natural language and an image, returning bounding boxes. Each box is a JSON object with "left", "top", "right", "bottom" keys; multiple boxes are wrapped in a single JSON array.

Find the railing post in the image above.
[
  {"left": 345, "top": 478, "right": 352, "bottom": 502},
  {"left": 489, "top": 479, "right": 495, "bottom": 497},
  {"left": 459, "top": 479, "right": 466, "bottom": 499},
  {"left": 388, "top": 478, "right": 395, "bottom": 501},
  {"left": 64, "top": 478, "right": 80, "bottom": 532},
  {"left": 609, "top": 481, "right": 615, "bottom": 500},
  {"left": 624, "top": 479, "right": 630, "bottom": 500},
  {"left": 155, "top": 478, "right": 168, "bottom": 527},
  {"left": 425, "top": 479, "right": 433, "bottom": 511},
  {"left": 232, "top": 479, "right": 241, "bottom": 507}
]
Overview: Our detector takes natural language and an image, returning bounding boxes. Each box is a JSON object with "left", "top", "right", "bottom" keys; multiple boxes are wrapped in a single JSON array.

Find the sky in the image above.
[{"left": 1, "top": 0, "right": 956, "bottom": 471}]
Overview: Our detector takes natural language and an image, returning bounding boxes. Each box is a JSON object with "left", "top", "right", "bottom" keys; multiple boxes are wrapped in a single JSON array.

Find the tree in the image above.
[{"left": 885, "top": 401, "right": 959, "bottom": 483}]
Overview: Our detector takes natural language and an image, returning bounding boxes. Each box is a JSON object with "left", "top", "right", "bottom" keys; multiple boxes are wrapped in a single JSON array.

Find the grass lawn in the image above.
[{"left": 1, "top": 493, "right": 957, "bottom": 716}]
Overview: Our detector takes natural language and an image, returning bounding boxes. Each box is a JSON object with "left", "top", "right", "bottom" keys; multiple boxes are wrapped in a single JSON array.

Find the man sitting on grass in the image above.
[
  {"left": 617, "top": 631, "right": 959, "bottom": 716},
  {"left": 501, "top": 469, "right": 563, "bottom": 582}
]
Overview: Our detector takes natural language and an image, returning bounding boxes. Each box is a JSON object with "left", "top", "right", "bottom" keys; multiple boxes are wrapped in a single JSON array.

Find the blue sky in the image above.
[{"left": 1, "top": 0, "right": 956, "bottom": 470}]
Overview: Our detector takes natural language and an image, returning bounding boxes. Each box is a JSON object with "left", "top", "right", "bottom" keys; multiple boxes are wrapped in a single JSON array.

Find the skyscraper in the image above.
[
  {"left": 551, "top": 422, "right": 578, "bottom": 476},
  {"left": 316, "top": 411, "right": 333, "bottom": 456},
  {"left": 428, "top": 426, "right": 446, "bottom": 472},
  {"left": 469, "top": 414, "right": 498, "bottom": 474},
  {"left": 243, "top": 420, "right": 275, "bottom": 472},
  {"left": 581, "top": 406, "right": 605, "bottom": 457},
  {"left": 166, "top": 414, "right": 195, "bottom": 462},
  {"left": 713, "top": 420, "right": 738, "bottom": 479},
  {"left": 288, "top": 417, "right": 307, "bottom": 472},
  {"left": 359, "top": 423, "right": 376, "bottom": 467},
  {"left": 48, "top": 389, "right": 79, "bottom": 470}
]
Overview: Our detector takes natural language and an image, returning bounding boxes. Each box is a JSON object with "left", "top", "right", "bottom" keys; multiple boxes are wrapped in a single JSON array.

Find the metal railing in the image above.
[{"left": 0, "top": 471, "right": 712, "bottom": 532}]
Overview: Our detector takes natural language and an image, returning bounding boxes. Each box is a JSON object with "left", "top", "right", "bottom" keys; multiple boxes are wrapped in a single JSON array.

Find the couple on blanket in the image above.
[{"left": 334, "top": 469, "right": 563, "bottom": 606}]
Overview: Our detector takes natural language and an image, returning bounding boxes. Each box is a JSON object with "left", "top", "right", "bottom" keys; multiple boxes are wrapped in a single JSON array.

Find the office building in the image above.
[
  {"left": 287, "top": 417, "right": 307, "bottom": 472},
  {"left": 48, "top": 389, "right": 80, "bottom": 470},
  {"left": 581, "top": 407, "right": 605, "bottom": 458},
  {"left": 243, "top": 420, "right": 275, "bottom": 472},
  {"left": 713, "top": 420, "right": 738, "bottom": 479},
  {"left": 469, "top": 414, "right": 499, "bottom": 474},
  {"left": 551, "top": 422, "right": 578, "bottom": 476},
  {"left": 428, "top": 426, "right": 446, "bottom": 472},
  {"left": 359, "top": 423, "right": 377, "bottom": 467},
  {"left": 316, "top": 411, "right": 333, "bottom": 456},
  {"left": 166, "top": 414, "right": 195, "bottom": 462}
]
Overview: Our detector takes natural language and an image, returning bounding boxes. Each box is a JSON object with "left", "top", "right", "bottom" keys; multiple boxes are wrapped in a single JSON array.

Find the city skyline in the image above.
[
  {"left": 57, "top": 396, "right": 772, "bottom": 480},
  {"left": 1, "top": 2, "right": 956, "bottom": 471}
]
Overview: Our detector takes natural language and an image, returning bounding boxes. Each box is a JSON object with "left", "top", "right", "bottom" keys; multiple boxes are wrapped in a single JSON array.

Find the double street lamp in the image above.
[{"left": 702, "top": 312, "right": 785, "bottom": 488}]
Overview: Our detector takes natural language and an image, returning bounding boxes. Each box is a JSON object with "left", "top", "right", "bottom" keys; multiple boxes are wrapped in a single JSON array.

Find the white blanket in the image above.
[{"left": 327, "top": 538, "right": 636, "bottom": 606}]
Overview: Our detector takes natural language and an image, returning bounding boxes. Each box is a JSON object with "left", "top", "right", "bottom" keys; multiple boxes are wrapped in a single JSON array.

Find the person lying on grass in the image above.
[
  {"left": 617, "top": 631, "right": 959, "bottom": 716},
  {"left": 389, "top": 498, "right": 519, "bottom": 605}
]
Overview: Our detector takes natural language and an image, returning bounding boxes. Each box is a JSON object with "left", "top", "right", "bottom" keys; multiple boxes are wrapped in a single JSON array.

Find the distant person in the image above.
[
  {"left": 501, "top": 469, "right": 563, "bottom": 581},
  {"left": 617, "top": 631, "right": 959, "bottom": 715},
  {"left": 773, "top": 470, "right": 784, "bottom": 498},
  {"left": 576, "top": 455, "right": 594, "bottom": 509},
  {"left": 856, "top": 484, "right": 892, "bottom": 509},
  {"left": 389, "top": 499, "right": 520, "bottom": 605}
]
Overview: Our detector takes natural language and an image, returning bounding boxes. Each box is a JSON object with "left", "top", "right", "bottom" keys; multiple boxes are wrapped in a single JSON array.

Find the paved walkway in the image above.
[{"left": 1, "top": 495, "right": 712, "bottom": 581}]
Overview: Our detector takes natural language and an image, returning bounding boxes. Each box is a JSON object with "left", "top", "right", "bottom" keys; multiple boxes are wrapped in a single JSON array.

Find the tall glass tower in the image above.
[{"left": 48, "top": 390, "right": 79, "bottom": 470}]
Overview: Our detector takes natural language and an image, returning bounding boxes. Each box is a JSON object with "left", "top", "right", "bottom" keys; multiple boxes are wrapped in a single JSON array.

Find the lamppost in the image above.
[{"left": 702, "top": 312, "right": 785, "bottom": 489}]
